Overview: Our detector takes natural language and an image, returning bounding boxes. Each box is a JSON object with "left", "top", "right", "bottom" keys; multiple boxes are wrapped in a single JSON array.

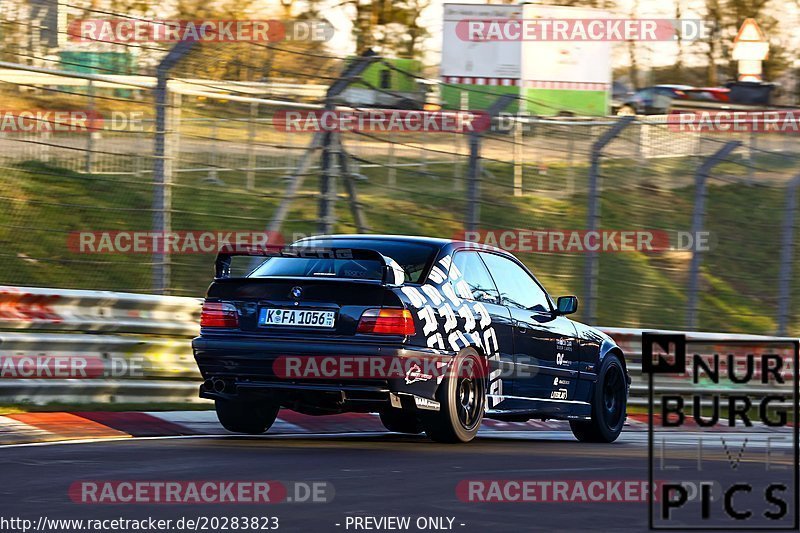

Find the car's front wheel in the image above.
[
  {"left": 570, "top": 353, "right": 627, "bottom": 443},
  {"left": 421, "top": 348, "right": 486, "bottom": 443},
  {"left": 215, "top": 398, "right": 280, "bottom": 434}
]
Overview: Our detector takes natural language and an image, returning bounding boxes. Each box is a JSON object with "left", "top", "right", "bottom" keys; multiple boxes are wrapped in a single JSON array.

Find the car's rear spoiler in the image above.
[{"left": 214, "top": 245, "right": 406, "bottom": 286}]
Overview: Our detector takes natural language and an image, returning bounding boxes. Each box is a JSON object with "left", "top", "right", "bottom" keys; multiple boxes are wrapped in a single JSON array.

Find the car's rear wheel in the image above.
[
  {"left": 570, "top": 353, "right": 627, "bottom": 443},
  {"left": 215, "top": 398, "right": 280, "bottom": 434},
  {"left": 379, "top": 409, "right": 423, "bottom": 434},
  {"left": 421, "top": 348, "right": 486, "bottom": 443}
]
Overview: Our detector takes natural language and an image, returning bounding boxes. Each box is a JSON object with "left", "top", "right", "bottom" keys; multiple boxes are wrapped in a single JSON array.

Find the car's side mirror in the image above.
[{"left": 556, "top": 296, "right": 578, "bottom": 315}]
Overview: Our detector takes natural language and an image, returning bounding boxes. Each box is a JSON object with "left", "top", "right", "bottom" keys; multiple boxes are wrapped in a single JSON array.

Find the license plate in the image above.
[{"left": 258, "top": 308, "right": 335, "bottom": 328}]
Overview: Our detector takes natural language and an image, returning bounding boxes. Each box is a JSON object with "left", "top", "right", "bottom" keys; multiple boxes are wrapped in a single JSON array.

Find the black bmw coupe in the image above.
[{"left": 193, "top": 235, "right": 630, "bottom": 443}]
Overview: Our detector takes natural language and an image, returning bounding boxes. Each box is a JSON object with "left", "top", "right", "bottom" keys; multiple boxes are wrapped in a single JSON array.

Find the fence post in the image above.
[
  {"left": 152, "top": 41, "right": 194, "bottom": 295},
  {"left": 318, "top": 127, "right": 336, "bottom": 234},
  {"left": 686, "top": 140, "right": 741, "bottom": 329},
  {"left": 85, "top": 80, "right": 95, "bottom": 174},
  {"left": 566, "top": 121, "right": 575, "bottom": 196},
  {"left": 466, "top": 94, "right": 515, "bottom": 232},
  {"left": 207, "top": 118, "right": 220, "bottom": 183},
  {"left": 318, "top": 50, "right": 378, "bottom": 235},
  {"left": 747, "top": 130, "right": 756, "bottom": 183},
  {"left": 583, "top": 116, "right": 633, "bottom": 323},
  {"left": 777, "top": 173, "right": 800, "bottom": 335},
  {"left": 453, "top": 131, "right": 461, "bottom": 190},
  {"left": 246, "top": 102, "right": 257, "bottom": 190},
  {"left": 513, "top": 116, "right": 523, "bottom": 197},
  {"left": 453, "top": 91, "right": 469, "bottom": 192},
  {"left": 336, "top": 137, "right": 369, "bottom": 233},
  {"left": 263, "top": 132, "right": 323, "bottom": 253},
  {"left": 388, "top": 129, "right": 397, "bottom": 186}
]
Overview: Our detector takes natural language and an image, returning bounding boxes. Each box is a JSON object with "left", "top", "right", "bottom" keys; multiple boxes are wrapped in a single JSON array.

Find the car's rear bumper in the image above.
[{"left": 192, "top": 335, "right": 450, "bottom": 409}]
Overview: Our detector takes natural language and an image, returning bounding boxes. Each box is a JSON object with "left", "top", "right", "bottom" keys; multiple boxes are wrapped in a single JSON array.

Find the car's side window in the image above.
[
  {"left": 451, "top": 252, "right": 500, "bottom": 305},
  {"left": 478, "top": 252, "right": 551, "bottom": 312}
]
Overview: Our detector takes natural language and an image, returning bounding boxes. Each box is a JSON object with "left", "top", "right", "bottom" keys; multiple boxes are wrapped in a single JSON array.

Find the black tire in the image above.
[
  {"left": 570, "top": 353, "right": 627, "bottom": 443},
  {"left": 421, "top": 348, "right": 486, "bottom": 443},
  {"left": 215, "top": 398, "right": 280, "bottom": 435},
  {"left": 379, "top": 409, "right": 423, "bottom": 434}
]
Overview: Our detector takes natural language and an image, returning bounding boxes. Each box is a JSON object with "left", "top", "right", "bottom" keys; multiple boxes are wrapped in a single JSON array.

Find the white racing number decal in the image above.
[{"left": 401, "top": 255, "right": 504, "bottom": 409}]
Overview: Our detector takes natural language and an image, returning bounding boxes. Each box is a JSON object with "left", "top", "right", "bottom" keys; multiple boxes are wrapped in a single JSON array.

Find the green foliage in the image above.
[{"left": 1, "top": 153, "right": 796, "bottom": 335}]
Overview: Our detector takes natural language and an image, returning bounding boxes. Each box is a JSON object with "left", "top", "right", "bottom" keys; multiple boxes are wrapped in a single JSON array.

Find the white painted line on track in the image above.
[{"left": 0, "top": 431, "right": 398, "bottom": 450}]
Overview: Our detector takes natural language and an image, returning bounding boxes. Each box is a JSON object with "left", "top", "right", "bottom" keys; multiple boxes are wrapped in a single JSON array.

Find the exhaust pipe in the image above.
[
  {"left": 202, "top": 379, "right": 214, "bottom": 392},
  {"left": 213, "top": 379, "right": 226, "bottom": 393}
]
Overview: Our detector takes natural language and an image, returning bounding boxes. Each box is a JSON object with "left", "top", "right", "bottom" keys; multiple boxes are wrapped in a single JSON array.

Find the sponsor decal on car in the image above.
[
  {"left": 414, "top": 396, "right": 441, "bottom": 411},
  {"left": 556, "top": 353, "right": 572, "bottom": 366},
  {"left": 555, "top": 338, "right": 574, "bottom": 352},
  {"left": 404, "top": 363, "right": 434, "bottom": 384},
  {"left": 551, "top": 389, "right": 568, "bottom": 400}
]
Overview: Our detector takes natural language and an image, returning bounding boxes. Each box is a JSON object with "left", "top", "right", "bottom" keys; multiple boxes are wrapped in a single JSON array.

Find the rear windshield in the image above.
[{"left": 249, "top": 239, "right": 438, "bottom": 283}]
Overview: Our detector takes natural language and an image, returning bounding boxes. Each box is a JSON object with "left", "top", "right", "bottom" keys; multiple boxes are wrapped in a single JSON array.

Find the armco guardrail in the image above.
[
  {"left": 0, "top": 285, "right": 201, "bottom": 336},
  {"left": 0, "top": 287, "right": 795, "bottom": 406},
  {"left": 604, "top": 327, "right": 797, "bottom": 407},
  {"left": 0, "top": 286, "right": 203, "bottom": 404}
]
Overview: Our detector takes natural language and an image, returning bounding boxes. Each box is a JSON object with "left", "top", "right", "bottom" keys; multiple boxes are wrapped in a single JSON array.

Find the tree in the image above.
[
  {"left": 168, "top": 0, "right": 335, "bottom": 83},
  {"left": 702, "top": 0, "right": 790, "bottom": 85},
  {"left": 341, "top": 0, "right": 432, "bottom": 59}
]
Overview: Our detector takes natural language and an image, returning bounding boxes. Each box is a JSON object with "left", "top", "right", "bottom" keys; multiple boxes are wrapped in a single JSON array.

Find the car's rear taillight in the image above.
[
  {"left": 200, "top": 301, "right": 239, "bottom": 328},
  {"left": 357, "top": 308, "right": 415, "bottom": 335}
]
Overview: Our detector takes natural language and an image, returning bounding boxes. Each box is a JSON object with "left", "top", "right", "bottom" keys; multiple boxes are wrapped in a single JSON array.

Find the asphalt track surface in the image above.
[{"left": 1, "top": 429, "right": 796, "bottom": 533}]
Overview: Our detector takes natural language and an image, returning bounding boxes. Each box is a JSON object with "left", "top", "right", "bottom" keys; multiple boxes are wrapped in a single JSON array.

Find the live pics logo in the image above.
[{"left": 644, "top": 333, "right": 799, "bottom": 530}]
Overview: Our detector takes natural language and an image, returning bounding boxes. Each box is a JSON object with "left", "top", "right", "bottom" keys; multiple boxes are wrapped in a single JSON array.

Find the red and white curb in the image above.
[
  {"left": 0, "top": 411, "right": 612, "bottom": 445},
  {"left": 0, "top": 411, "right": 786, "bottom": 446}
]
